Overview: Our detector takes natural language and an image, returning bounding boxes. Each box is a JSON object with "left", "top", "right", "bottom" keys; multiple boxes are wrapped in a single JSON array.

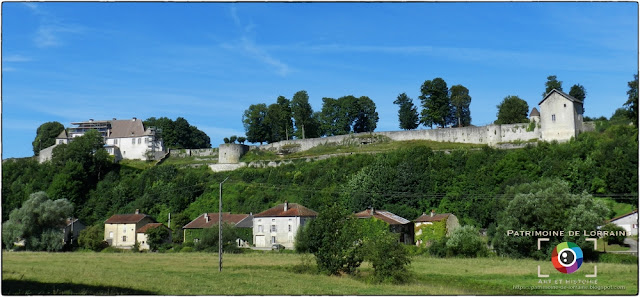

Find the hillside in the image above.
[{"left": 2, "top": 123, "right": 637, "bottom": 233}]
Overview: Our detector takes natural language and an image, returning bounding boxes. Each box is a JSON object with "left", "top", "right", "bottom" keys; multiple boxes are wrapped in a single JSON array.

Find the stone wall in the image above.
[{"left": 169, "top": 148, "right": 218, "bottom": 158}]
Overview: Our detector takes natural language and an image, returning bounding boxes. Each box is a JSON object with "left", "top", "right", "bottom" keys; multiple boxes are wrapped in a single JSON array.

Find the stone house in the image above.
[
  {"left": 607, "top": 210, "right": 638, "bottom": 236},
  {"left": 539, "top": 89, "right": 585, "bottom": 142},
  {"left": 182, "top": 212, "right": 253, "bottom": 247},
  {"left": 253, "top": 202, "right": 317, "bottom": 249},
  {"left": 354, "top": 208, "right": 414, "bottom": 245},
  {"left": 414, "top": 211, "right": 460, "bottom": 246},
  {"left": 38, "top": 118, "right": 164, "bottom": 163},
  {"left": 104, "top": 210, "right": 156, "bottom": 249},
  {"left": 136, "top": 223, "right": 172, "bottom": 250}
]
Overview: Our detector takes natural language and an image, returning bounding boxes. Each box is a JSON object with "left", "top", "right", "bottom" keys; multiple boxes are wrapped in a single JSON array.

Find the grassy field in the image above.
[{"left": 2, "top": 251, "right": 637, "bottom": 295}]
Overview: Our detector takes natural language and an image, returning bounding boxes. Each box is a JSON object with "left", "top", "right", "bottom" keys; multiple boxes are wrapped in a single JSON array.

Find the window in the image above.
[
  {"left": 122, "top": 236, "right": 127, "bottom": 242},
  {"left": 271, "top": 225, "right": 277, "bottom": 232},
  {"left": 132, "top": 138, "right": 135, "bottom": 144},
  {"left": 271, "top": 236, "right": 276, "bottom": 244},
  {"left": 123, "top": 226, "right": 127, "bottom": 233},
  {"left": 59, "top": 140, "right": 64, "bottom": 144},
  {"left": 258, "top": 225, "right": 263, "bottom": 232},
  {"left": 551, "top": 114, "right": 556, "bottom": 122},
  {"left": 145, "top": 138, "right": 149, "bottom": 143},
  {"left": 138, "top": 138, "right": 141, "bottom": 144},
  {"left": 114, "top": 139, "right": 118, "bottom": 145},
  {"left": 288, "top": 225, "right": 292, "bottom": 232},
  {"left": 109, "top": 231, "right": 113, "bottom": 238},
  {"left": 272, "top": 219, "right": 275, "bottom": 222}
]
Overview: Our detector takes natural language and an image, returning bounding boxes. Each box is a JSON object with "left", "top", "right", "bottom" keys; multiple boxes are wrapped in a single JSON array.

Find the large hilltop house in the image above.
[{"left": 38, "top": 118, "right": 164, "bottom": 163}]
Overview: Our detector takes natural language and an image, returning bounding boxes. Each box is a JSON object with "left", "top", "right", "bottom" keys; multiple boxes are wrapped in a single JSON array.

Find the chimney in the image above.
[
  {"left": 371, "top": 207, "right": 375, "bottom": 215},
  {"left": 284, "top": 201, "right": 288, "bottom": 211},
  {"left": 112, "top": 118, "right": 117, "bottom": 121},
  {"left": 135, "top": 209, "right": 139, "bottom": 214},
  {"left": 204, "top": 213, "right": 209, "bottom": 223},
  {"left": 132, "top": 117, "right": 137, "bottom": 121},
  {"left": 89, "top": 119, "right": 94, "bottom": 122},
  {"left": 430, "top": 209, "right": 435, "bottom": 217}
]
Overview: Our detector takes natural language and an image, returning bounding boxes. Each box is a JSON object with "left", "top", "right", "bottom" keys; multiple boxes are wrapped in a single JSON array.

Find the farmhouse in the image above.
[
  {"left": 63, "top": 218, "right": 86, "bottom": 246},
  {"left": 607, "top": 210, "right": 638, "bottom": 236},
  {"left": 38, "top": 118, "right": 164, "bottom": 163},
  {"left": 539, "top": 89, "right": 586, "bottom": 142},
  {"left": 104, "top": 210, "right": 156, "bottom": 249},
  {"left": 183, "top": 212, "right": 253, "bottom": 246},
  {"left": 253, "top": 202, "right": 317, "bottom": 249},
  {"left": 354, "top": 208, "right": 414, "bottom": 245},
  {"left": 136, "top": 223, "right": 172, "bottom": 250},
  {"left": 415, "top": 211, "right": 460, "bottom": 236}
]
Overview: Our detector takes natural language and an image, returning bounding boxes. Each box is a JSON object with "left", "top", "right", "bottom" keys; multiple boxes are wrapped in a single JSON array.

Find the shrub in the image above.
[
  {"left": 100, "top": 246, "right": 127, "bottom": 253},
  {"left": 180, "top": 246, "right": 194, "bottom": 253},
  {"left": 365, "top": 231, "right": 412, "bottom": 284},
  {"left": 601, "top": 223, "right": 627, "bottom": 246},
  {"left": 598, "top": 253, "right": 638, "bottom": 264},
  {"left": 446, "top": 225, "right": 487, "bottom": 258},
  {"left": 428, "top": 238, "right": 449, "bottom": 258}
]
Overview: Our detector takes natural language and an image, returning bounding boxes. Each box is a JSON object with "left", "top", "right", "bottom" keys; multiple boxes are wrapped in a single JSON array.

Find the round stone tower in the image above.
[{"left": 218, "top": 143, "right": 249, "bottom": 164}]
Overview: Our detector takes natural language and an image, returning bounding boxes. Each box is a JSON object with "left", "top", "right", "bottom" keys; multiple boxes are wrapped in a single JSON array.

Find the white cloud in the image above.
[
  {"left": 22, "top": 3, "right": 85, "bottom": 48},
  {"left": 4, "top": 55, "right": 32, "bottom": 62}
]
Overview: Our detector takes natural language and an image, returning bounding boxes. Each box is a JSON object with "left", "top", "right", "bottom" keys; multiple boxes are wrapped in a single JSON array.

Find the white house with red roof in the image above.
[
  {"left": 607, "top": 210, "right": 638, "bottom": 236},
  {"left": 253, "top": 201, "right": 317, "bottom": 249},
  {"left": 104, "top": 209, "right": 156, "bottom": 249}
]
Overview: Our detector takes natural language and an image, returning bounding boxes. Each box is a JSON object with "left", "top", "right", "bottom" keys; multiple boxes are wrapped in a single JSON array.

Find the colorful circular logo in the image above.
[{"left": 551, "top": 242, "right": 583, "bottom": 274}]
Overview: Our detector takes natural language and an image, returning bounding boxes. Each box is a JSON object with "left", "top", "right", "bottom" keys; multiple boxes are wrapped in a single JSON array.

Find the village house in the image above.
[
  {"left": 253, "top": 202, "right": 317, "bottom": 249},
  {"left": 414, "top": 210, "right": 460, "bottom": 246},
  {"left": 607, "top": 210, "right": 638, "bottom": 236},
  {"left": 63, "top": 218, "right": 86, "bottom": 246},
  {"left": 38, "top": 118, "right": 164, "bottom": 163},
  {"left": 104, "top": 210, "right": 156, "bottom": 249},
  {"left": 354, "top": 208, "right": 414, "bottom": 245},
  {"left": 539, "top": 89, "right": 586, "bottom": 142},
  {"left": 136, "top": 223, "right": 172, "bottom": 250},
  {"left": 183, "top": 212, "right": 253, "bottom": 247}
]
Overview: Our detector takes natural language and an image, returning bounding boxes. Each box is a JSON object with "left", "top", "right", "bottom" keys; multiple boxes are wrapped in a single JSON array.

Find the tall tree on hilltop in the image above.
[
  {"left": 242, "top": 103, "right": 268, "bottom": 144},
  {"left": 265, "top": 103, "right": 286, "bottom": 143},
  {"left": 569, "top": 84, "right": 587, "bottom": 102},
  {"left": 32, "top": 121, "right": 64, "bottom": 156},
  {"left": 495, "top": 95, "right": 529, "bottom": 124},
  {"left": 353, "top": 96, "right": 379, "bottom": 133},
  {"left": 450, "top": 85, "right": 472, "bottom": 127},
  {"left": 543, "top": 75, "right": 563, "bottom": 97},
  {"left": 393, "top": 93, "right": 419, "bottom": 130},
  {"left": 419, "top": 78, "right": 452, "bottom": 128},
  {"left": 319, "top": 97, "right": 353, "bottom": 136},
  {"left": 291, "top": 90, "right": 314, "bottom": 139},
  {"left": 276, "top": 96, "right": 294, "bottom": 140},
  {"left": 625, "top": 74, "right": 638, "bottom": 126}
]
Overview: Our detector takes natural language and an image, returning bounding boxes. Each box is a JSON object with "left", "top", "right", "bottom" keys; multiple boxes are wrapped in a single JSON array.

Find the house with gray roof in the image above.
[{"left": 354, "top": 208, "right": 414, "bottom": 245}]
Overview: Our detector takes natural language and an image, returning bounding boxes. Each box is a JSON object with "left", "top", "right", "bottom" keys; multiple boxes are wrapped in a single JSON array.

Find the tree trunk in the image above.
[
  {"left": 301, "top": 124, "right": 305, "bottom": 139},
  {"left": 458, "top": 117, "right": 461, "bottom": 128}
]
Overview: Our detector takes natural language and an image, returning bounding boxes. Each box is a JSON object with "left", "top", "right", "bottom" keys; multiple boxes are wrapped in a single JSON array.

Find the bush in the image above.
[
  {"left": 428, "top": 238, "right": 448, "bottom": 258},
  {"left": 180, "top": 246, "right": 194, "bottom": 253},
  {"left": 598, "top": 253, "right": 638, "bottom": 264},
  {"left": 78, "top": 224, "right": 109, "bottom": 252},
  {"left": 365, "top": 231, "right": 412, "bottom": 284},
  {"left": 100, "top": 246, "right": 128, "bottom": 253},
  {"left": 446, "top": 225, "right": 487, "bottom": 258},
  {"left": 601, "top": 223, "right": 627, "bottom": 246}
]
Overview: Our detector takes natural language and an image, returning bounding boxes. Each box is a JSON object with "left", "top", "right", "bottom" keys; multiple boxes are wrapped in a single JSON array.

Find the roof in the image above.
[
  {"left": 183, "top": 213, "right": 253, "bottom": 229},
  {"left": 529, "top": 107, "right": 540, "bottom": 117},
  {"left": 65, "top": 218, "right": 84, "bottom": 226},
  {"left": 108, "top": 119, "right": 146, "bottom": 138},
  {"left": 415, "top": 212, "right": 452, "bottom": 223},
  {"left": 354, "top": 208, "right": 410, "bottom": 225},
  {"left": 56, "top": 130, "right": 68, "bottom": 139},
  {"left": 539, "top": 89, "right": 583, "bottom": 106},
  {"left": 254, "top": 203, "right": 318, "bottom": 218},
  {"left": 136, "top": 223, "right": 169, "bottom": 233},
  {"left": 105, "top": 213, "right": 154, "bottom": 224},
  {"left": 607, "top": 209, "right": 638, "bottom": 223}
]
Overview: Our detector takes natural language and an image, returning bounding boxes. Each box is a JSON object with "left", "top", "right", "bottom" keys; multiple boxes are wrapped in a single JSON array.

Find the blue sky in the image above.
[{"left": 2, "top": 2, "right": 638, "bottom": 159}]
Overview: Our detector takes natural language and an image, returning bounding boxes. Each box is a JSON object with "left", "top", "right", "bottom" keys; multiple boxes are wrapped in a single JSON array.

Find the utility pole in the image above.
[{"left": 219, "top": 176, "right": 230, "bottom": 272}]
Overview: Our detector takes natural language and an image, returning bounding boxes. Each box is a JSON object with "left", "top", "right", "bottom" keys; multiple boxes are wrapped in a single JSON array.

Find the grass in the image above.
[
  {"left": 595, "top": 238, "right": 631, "bottom": 252},
  {"left": 2, "top": 252, "right": 637, "bottom": 295},
  {"left": 119, "top": 159, "right": 156, "bottom": 170},
  {"left": 594, "top": 197, "right": 636, "bottom": 219},
  {"left": 241, "top": 139, "right": 486, "bottom": 162},
  {"left": 161, "top": 155, "right": 219, "bottom": 167}
]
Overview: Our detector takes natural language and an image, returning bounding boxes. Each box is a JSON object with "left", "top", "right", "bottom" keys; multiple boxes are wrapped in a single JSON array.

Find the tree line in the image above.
[{"left": 242, "top": 90, "right": 380, "bottom": 144}]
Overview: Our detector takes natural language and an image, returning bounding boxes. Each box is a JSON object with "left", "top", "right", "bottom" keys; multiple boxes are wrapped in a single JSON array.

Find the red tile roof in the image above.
[
  {"left": 415, "top": 212, "right": 452, "bottom": 223},
  {"left": 354, "top": 209, "right": 410, "bottom": 225},
  {"left": 254, "top": 203, "right": 317, "bottom": 218},
  {"left": 606, "top": 209, "right": 638, "bottom": 223},
  {"left": 136, "top": 223, "right": 168, "bottom": 233},
  {"left": 105, "top": 214, "right": 153, "bottom": 224},
  {"left": 183, "top": 213, "right": 251, "bottom": 229}
]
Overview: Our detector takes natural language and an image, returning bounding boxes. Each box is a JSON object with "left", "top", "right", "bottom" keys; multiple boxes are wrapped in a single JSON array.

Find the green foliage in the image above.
[
  {"left": 610, "top": 107, "right": 633, "bottom": 124},
  {"left": 543, "top": 75, "right": 563, "bottom": 97},
  {"left": 450, "top": 85, "right": 472, "bottom": 127},
  {"left": 145, "top": 225, "right": 170, "bottom": 252},
  {"left": 419, "top": 77, "right": 452, "bottom": 128},
  {"left": 180, "top": 246, "right": 194, "bottom": 253},
  {"left": 569, "top": 84, "right": 586, "bottom": 102},
  {"left": 445, "top": 225, "right": 487, "bottom": 257},
  {"left": 492, "top": 179, "right": 609, "bottom": 259},
  {"left": 526, "top": 121, "right": 536, "bottom": 132},
  {"left": 294, "top": 223, "right": 311, "bottom": 253},
  {"left": 2, "top": 192, "right": 73, "bottom": 251},
  {"left": 242, "top": 103, "right": 269, "bottom": 144},
  {"left": 428, "top": 238, "right": 449, "bottom": 257},
  {"left": 415, "top": 220, "right": 446, "bottom": 247},
  {"left": 144, "top": 117, "right": 211, "bottom": 149},
  {"left": 600, "top": 223, "right": 626, "bottom": 246},
  {"left": 237, "top": 137, "right": 246, "bottom": 144},
  {"left": 193, "top": 224, "right": 239, "bottom": 253},
  {"left": 625, "top": 74, "right": 638, "bottom": 125},
  {"left": 393, "top": 93, "right": 420, "bottom": 130},
  {"left": 495, "top": 95, "right": 529, "bottom": 124},
  {"left": 364, "top": 230, "right": 412, "bottom": 284},
  {"left": 32, "top": 121, "right": 64, "bottom": 156},
  {"left": 223, "top": 137, "right": 230, "bottom": 144},
  {"left": 598, "top": 253, "right": 638, "bottom": 264},
  {"left": 292, "top": 90, "right": 317, "bottom": 139},
  {"left": 78, "top": 224, "right": 108, "bottom": 252}
]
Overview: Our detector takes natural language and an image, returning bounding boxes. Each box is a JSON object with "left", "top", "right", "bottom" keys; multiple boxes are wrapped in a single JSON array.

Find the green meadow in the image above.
[{"left": 2, "top": 251, "right": 637, "bottom": 295}]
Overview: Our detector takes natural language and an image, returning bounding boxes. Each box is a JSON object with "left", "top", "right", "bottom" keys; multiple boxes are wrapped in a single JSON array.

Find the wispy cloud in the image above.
[
  {"left": 224, "top": 6, "right": 291, "bottom": 76},
  {"left": 23, "top": 2, "right": 85, "bottom": 48},
  {"left": 4, "top": 54, "right": 32, "bottom": 62}
]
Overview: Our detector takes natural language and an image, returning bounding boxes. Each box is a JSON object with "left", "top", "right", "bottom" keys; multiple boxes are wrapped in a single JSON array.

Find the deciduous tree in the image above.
[
  {"left": 450, "top": 85, "right": 472, "bottom": 127},
  {"left": 419, "top": 78, "right": 452, "bottom": 128},
  {"left": 291, "top": 90, "right": 314, "bottom": 139},
  {"left": 242, "top": 103, "right": 269, "bottom": 144},
  {"left": 625, "top": 74, "right": 638, "bottom": 125},
  {"left": 32, "top": 121, "right": 64, "bottom": 156},
  {"left": 543, "top": 75, "right": 563, "bottom": 97},
  {"left": 495, "top": 95, "right": 529, "bottom": 124},
  {"left": 145, "top": 225, "right": 170, "bottom": 252}
]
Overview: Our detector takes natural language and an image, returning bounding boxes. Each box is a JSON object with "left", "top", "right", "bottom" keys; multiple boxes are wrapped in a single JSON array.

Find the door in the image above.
[{"left": 255, "top": 235, "right": 265, "bottom": 247}]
